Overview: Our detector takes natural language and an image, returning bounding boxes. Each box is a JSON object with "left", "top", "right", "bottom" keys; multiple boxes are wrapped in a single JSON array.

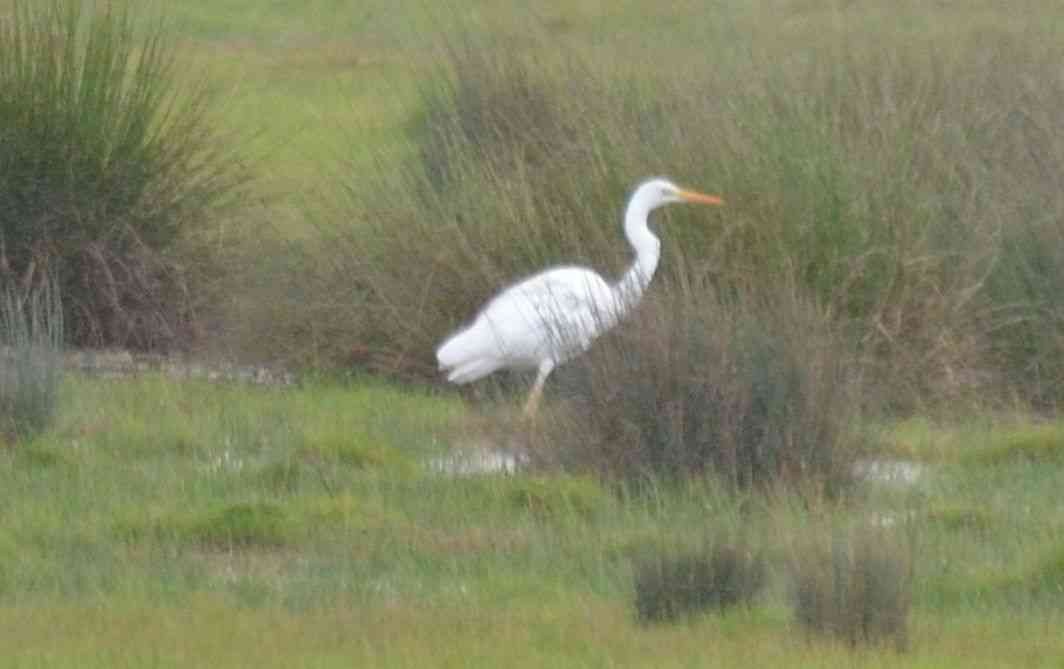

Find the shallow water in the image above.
[{"left": 851, "top": 458, "right": 928, "bottom": 486}]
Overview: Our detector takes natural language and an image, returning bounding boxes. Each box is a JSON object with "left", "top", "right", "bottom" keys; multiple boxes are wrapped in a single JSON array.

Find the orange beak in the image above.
[{"left": 679, "top": 189, "right": 724, "bottom": 206}]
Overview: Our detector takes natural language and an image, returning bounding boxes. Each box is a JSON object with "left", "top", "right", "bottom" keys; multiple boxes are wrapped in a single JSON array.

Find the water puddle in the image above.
[
  {"left": 428, "top": 447, "right": 528, "bottom": 476},
  {"left": 852, "top": 458, "right": 928, "bottom": 486}
]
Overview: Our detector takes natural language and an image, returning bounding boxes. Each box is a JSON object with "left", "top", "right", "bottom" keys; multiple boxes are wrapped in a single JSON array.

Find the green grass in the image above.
[
  {"left": 2, "top": 373, "right": 1064, "bottom": 666},
  {"left": 877, "top": 416, "right": 1064, "bottom": 464}
]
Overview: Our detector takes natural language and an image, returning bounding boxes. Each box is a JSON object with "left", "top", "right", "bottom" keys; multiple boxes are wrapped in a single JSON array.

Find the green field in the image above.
[
  {"left": 5, "top": 375, "right": 1064, "bottom": 666},
  {"left": 4, "top": 1, "right": 1064, "bottom": 666}
]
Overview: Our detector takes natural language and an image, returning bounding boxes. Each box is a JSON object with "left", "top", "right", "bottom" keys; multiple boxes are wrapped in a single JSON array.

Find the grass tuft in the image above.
[
  {"left": 0, "top": 0, "right": 248, "bottom": 351},
  {"left": 547, "top": 288, "right": 864, "bottom": 490},
  {"left": 181, "top": 502, "right": 292, "bottom": 548},
  {"left": 0, "top": 276, "right": 63, "bottom": 442},
  {"left": 633, "top": 541, "right": 766, "bottom": 624},
  {"left": 793, "top": 525, "right": 912, "bottom": 650}
]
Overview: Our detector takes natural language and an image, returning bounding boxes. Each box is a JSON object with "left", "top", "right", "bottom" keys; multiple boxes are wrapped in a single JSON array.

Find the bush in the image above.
[
  {"left": 0, "top": 277, "right": 63, "bottom": 442},
  {"left": 792, "top": 525, "right": 912, "bottom": 650},
  {"left": 633, "top": 540, "right": 766, "bottom": 624},
  {"left": 0, "top": 0, "right": 247, "bottom": 351},
  {"left": 545, "top": 288, "right": 863, "bottom": 490}
]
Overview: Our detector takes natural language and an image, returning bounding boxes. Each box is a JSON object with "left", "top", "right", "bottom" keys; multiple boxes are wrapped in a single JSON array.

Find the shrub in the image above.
[
  {"left": 0, "top": 0, "right": 247, "bottom": 351},
  {"left": 545, "top": 287, "right": 864, "bottom": 490},
  {"left": 792, "top": 525, "right": 912, "bottom": 650},
  {"left": 633, "top": 540, "right": 766, "bottom": 624},
  {"left": 0, "top": 277, "right": 63, "bottom": 442}
]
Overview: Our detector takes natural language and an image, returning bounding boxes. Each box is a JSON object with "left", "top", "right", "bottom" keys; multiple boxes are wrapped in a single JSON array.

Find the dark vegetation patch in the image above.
[
  {"left": 0, "top": 277, "right": 63, "bottom": 442},
  {"left": 544, "top": 290, "right": 864, "bottom": 490},
  {"left": 633, "top": 541, "right": 767, "bottom": 624},
  {"left": 792, "top": 525, "right": 912, "bottom": 650}
]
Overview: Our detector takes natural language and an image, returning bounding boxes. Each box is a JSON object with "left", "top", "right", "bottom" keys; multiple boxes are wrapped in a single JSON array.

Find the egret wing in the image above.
[{"left": 477, "top": 267, "right": 619, "bottom": 365}]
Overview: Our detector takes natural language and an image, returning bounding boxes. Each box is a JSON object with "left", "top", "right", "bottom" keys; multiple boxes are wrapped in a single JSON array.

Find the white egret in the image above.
[{"left": 435, "top": 178, "right": 724, "bottom": 417}]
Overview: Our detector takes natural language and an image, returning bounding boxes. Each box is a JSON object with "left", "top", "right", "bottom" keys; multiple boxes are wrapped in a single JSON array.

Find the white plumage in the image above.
[{"left": 436, "top": 177, "right": 723, "bottom": 416}]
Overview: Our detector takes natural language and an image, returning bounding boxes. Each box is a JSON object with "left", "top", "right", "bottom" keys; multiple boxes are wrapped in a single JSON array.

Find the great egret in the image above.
[{"left": 435, "top": 177, "right": 724, "bottom": 417}]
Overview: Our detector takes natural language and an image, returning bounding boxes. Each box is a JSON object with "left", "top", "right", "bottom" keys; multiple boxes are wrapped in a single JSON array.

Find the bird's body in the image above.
[
  {"left": 436, "top": 178, "right": 723, "bottom": 416},
  {"left": 437, "top": 265, "right": 616, "bottom": 380}
]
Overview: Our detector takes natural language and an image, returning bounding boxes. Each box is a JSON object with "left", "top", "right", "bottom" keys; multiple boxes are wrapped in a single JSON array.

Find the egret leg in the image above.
[{"left": 522, "top": 360, "right": 555, "bottom": 419}]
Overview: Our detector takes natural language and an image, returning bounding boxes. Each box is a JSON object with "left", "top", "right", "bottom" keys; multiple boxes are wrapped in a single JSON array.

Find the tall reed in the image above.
[{"left": 0, "top": 277, "right": 63, "bottom": 441}]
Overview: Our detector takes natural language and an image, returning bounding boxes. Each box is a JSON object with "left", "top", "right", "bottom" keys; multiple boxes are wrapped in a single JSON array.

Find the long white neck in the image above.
[{"left": 613, "top": 196, "right": 661, "bottom": 310}]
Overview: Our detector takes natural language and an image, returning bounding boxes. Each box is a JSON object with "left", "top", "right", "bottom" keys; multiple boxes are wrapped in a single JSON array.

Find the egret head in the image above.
[{"left": 632, "top": 177, "right": 724, "bottom": 212}]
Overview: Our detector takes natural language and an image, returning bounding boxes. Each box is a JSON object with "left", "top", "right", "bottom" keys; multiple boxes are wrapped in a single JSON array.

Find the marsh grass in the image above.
[
  {"left": 0, "top": 0, "right": 248, "bottom": 351},
  {"left": 633, "top": 540, "right": 767, "bottom": 624},
  {"left": 792, "top": 524, "right": 913, "bottom": 650},
  {"left": 180, "top": 502, "right": 293, "bottom": 548},
  {"left": 0, "top": 277, "right": 63, "bottom": 442},
  {"left": 542, "top": 287, "right": 864, "bottom": 490},
  {"left": 2, "top": 373, "right": 1064, "bottom": 666}
]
